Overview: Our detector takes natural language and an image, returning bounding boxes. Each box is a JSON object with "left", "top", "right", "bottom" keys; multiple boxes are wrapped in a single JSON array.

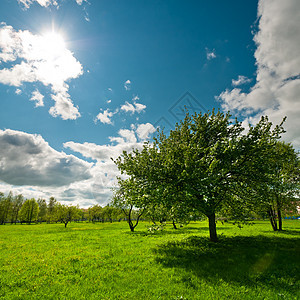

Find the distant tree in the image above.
[
  {"left": 79, "top": 208, "right": 88, "bottom": 221},
  {"left": 10, "top": 194, "right": 24, "bottom": 224},
  {"left": 103, "top": 204, "right": 114, "bottom": 223},
  {"left": 47, "top": 197, "right": 57, "bottom": 223},
  {"left": 37, "top": 198, "right": 48, "bottom": 223},
  {"left": 19, "top": 198, "right": 39, "bottom": 224},
  {"left": 56, "top": 204, "right": 81, "bottom": 228},
  {"left": 0, "top": 191, "right": 13, "bottom": 225},
  {"left": 88, "top": 205, "right": 104, "bottom": 222}
]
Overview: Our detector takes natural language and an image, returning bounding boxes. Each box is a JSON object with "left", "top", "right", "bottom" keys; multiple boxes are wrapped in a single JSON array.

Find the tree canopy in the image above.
[{"left": 113, "top": 110, "right": 293, "bottom": 241}]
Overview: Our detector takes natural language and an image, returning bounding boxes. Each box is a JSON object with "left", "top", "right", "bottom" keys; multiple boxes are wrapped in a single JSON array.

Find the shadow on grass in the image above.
[
  {"left": 261, "top": 229, "right": 300, "bottom": 236},
  {"left": 153, "top": 235, "right": 300, "bottom": 293},
  {"left": 127, "top": 226, "right": 232, "bottom": 237}
]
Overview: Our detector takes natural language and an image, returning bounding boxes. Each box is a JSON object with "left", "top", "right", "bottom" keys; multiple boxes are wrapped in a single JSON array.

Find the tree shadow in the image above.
[
  {"left": 261, "top": 229, "right": 300, "bottom": 236},
  {"left": 126, "top": 226, "right": 232, "bottom": 237},
  {"left": 153, "top": 235, "right": 300, "bottom": 294}
]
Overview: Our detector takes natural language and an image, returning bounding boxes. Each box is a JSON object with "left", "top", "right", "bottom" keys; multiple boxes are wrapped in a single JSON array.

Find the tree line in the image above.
[
  {"left": 112, "top": 110, "right": 300, "bottom": 241},
  {"left": 0, "top": 194, "right": 128, "bottom": 227}
]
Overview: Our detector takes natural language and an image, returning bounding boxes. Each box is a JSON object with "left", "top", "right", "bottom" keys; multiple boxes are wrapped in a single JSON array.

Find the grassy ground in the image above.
[{"left": 0, "top": 220, "right": 299, "bottom": 299}]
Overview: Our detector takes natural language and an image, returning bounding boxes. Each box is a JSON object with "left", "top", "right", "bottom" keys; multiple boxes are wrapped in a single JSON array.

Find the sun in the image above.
[
  {"left": 32, "top": 30, "right": 81, "bottom": 88},
  {"left": 41, "top": 31, "right": 66, "bottom": 58}
]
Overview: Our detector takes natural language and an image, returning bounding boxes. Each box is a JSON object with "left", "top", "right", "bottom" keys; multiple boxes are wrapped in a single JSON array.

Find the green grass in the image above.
[{"left": 0, "top": 220, "right": 299, "bottom": 299}]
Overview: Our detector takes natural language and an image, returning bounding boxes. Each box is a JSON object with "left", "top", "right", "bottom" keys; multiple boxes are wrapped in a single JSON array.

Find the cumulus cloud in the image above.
[
  {"left": 0, "top": 129, "right": 92, "bottom": 187},
  {"left": 49, "top": 92, "right": 81, "bottom": 120},
  {"left": 18, "top": 0, "right": 85, "bottom": 8},
  {"left": 64, "top": 122, "right": 156, "bottom": 163},
  {"left": 124, "top": 79, "right": 131, "bottom": 91},
  {"left": 94, "top": 109, "right": 116, "bottom": 125},
  {"left": 18, "top": 0, "right": 53, "bottom": 8},
  {"left": 63, "top": 133, "right": 143, "bottom": 204},
  {"left": 0, "top": 123, "right": 156, "bottom": 207},
  {"left": 30, "top": 89, "right": 44, "bottom": 107},
  {"left": 217, "top": 0, "right": 300, "bottom": 148},
  {"left": 136, "top": 123, "right": 156, "bottom": 140},
  {"left": 120, "top": 96, "right": 146, "bottom": 114},
  {"left": 206, "top": 48, "right": 216, "bottom": 60},
  {"left": 119, "top": 129, "right": 137, "bottom": 143},
  {"left": 232, "top": 75, "right": 252, "bottom": 87},
  {"left": 0, "top": 24, "right": 83, "bottom": 120}
]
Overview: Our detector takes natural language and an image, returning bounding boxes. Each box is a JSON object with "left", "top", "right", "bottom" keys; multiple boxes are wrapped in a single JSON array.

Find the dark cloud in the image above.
[{"left": 0, "top": 129, "right": 92, "bottom": 187}]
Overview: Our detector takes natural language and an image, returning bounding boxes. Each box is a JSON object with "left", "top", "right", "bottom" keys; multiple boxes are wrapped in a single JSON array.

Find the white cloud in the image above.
[
  {"left": 15, "top": 88, "right": 22, "bottom": 95},
  {"left": 94, "top": 109, "right": 115, "bottom": 125},
  {"left": 136, "top": 123, "right": 156, "bottom": 140},
  {"left": 64, "top": 122, "right": 156, "bottom": 163},
  {"left": 17, "top": 0, "right": 58, "bottom": 8},
  {"left": 120, "top": 96, "right": 146, "bottom": 114},
  {"left": 0, "top": 24, "right": 83, "bottom": 120},
  {"left": 0, "top": 129, "right": 130, "bottom": 207},
  {"left": 124, "top": 79, "right": 131, "bottom": 91},
  {"left": 17, "top": 0, "right": 84, "bottom": 8},
  {"left": 30, "top": 89, "right": 44, "bottom": 107},
  {"left": 119, "top": 129, "right": 137, "bottom": 143},
  {"left": 206, "top": 48, "right": 216, "bottom": 60},
  {"left": 49, "top": 92, "right": 80, "bottom": 120},
  {"left": 232, "top": 75, "right": 252, "bottom": 87},
  {"left": 63, "top": 126, "right": 145, "bottom": 203},
  {"left": 0, "top": 129, "right": 92, "bottom": 187},
  {"left": 0, "top": 122, "right": 157, "bottom": 207},
  {"left": 217, "top": 0, "right": 300, "bottom": 149}
]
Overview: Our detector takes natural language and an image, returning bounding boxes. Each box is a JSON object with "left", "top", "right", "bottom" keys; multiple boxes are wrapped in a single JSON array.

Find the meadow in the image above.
[{"left": 0, "top": 220, "right": 299, "bottom": 299}]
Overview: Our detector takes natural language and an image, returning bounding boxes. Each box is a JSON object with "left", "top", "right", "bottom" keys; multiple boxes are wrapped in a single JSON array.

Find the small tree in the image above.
[
  {"left": 88, "top": 205, "right": 104, "bottom": 222},
  {"left": 47, "top": 197, "right": 57, "bottom": 223},
  {"left": 10, "top": 194, "right": 24, "bottom": 224},
  {"left": 56, "top": 204, "right": 81, "bottom": 228},
  {"left": 19, "top": 198, "right": 39, "bottom": 224},
  {"left": 37, "top": 198, "right": 48, "bottom": 223},
  {"left": 0, "top": 192, "right": 13, "bottom": 225},
  {"left": 112, "top": 177, "right": 148, "bottom": 232}
]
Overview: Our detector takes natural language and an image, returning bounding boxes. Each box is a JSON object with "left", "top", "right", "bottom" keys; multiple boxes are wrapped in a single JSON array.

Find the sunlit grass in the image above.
[{"left": 0, "top": 220, "right": 299, "bottom": 299}]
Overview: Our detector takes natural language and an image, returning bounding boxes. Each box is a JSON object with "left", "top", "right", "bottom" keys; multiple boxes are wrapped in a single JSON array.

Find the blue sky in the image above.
[{"left": 0, "top": 0, "right": 299, "bottom": 207}]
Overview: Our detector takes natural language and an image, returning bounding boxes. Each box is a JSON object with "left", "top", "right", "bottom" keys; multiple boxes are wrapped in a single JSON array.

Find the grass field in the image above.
[{"left": 0, "top": 220, "right": 299, "bottom": 299}]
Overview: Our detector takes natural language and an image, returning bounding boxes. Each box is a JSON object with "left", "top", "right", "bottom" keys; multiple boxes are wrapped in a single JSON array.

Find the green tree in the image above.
[
  {"left": 88, "top": 205, "right": 104, "bottom": 222},
  {"left": 37, "top": 198, "right": 48, "bottom": 223},
  {"left": 114, "top": 111, "right": 285, "bottom": 241},
  {"left": 56, "top": 204, "right": 81, "bottom": 228},
  {"left": 47, "top": 197, "right": 57, "bottom": 223},
  {"left": 112, "top": 177, "right": 148, "bottom": 232},
  {"left": 19, "top": 198, "right": 39, "bottom": 224},
  {"left": 257, "top": 141, "right": 299, "bottom": 231},
  {"left": 10, "top": 194, "right": 24, "bottom": 224},
  {"left": 0, "top": 191, "right": 13, "bottom": 225}
]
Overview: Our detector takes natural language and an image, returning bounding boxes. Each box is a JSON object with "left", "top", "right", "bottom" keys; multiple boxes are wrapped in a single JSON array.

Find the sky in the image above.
[{"left": 0, "top": 0, "right": 299, "bottom": 207}]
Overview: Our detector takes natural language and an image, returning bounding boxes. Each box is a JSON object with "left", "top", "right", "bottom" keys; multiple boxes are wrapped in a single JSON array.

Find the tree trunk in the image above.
[
  {"left": 207, "top": 213, "right": 218, "bottom": 242},
  {"left": 172, "top": 220, "right": 177, "bottom": 229},
  {"left": 129, "top": 222, "right": 135, "bottom": 232},
  {"left": 268, "top": 208, "right": 278, "bottom": 231},
  {"left": 275, "top": 194, "right": 282, "bottom": 231},
  {"left": 277, "top": 208, "right": 282, "bottom": 231}
]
